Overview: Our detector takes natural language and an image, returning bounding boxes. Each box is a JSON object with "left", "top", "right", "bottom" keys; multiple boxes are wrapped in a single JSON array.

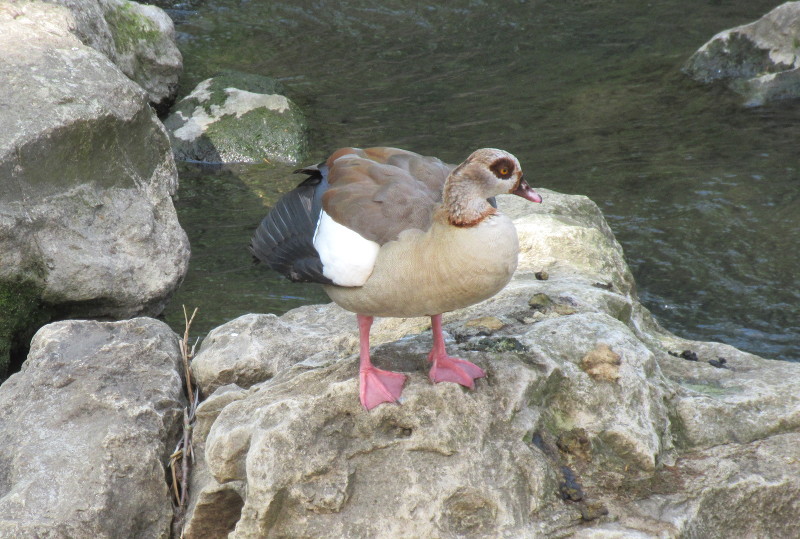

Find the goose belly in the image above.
[{"left": 324, "top": 215, "right": 519, "bottom": 318}]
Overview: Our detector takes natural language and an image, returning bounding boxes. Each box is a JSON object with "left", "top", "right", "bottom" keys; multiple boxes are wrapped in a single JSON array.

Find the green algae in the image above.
[
  {"left": 0, "top": 278, "right": 50, "bottom": 379},
  {"left": 105, "top": 1, "right": 161, "bottom": 54},
  {"left": 202, "top": 105, "right": 307, "bottom": 164}
]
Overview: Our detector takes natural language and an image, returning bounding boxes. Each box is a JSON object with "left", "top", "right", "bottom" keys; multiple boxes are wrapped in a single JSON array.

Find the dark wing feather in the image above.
[{"left": 249, "top": 168, "right": 333, "bottom": 284}]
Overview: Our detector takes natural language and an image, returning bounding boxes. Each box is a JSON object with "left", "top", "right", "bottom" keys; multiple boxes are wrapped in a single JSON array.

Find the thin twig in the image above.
[
  {"left": 181, "top": 306, "right": 198, "bottom": 409},
  {"left": 169, "top": 305, "right": 201, "bottom": 538},
  {"left": 180, "top": 408, "right": 192, "bottom": 507},
  {"left": 169, "top": 448, "right": 182, "bottom": 504}
]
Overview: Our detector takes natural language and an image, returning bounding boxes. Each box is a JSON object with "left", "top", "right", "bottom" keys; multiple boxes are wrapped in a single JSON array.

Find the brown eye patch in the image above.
[{"left": 489, "top": 157, "right": 515, "bottom": 179}]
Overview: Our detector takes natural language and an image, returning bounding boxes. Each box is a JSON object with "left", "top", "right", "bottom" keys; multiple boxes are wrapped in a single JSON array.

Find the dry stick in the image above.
[
  {"left": 181, "top": 306, "right": 198, "bottom": 409},
  {"left": 170, "top": 446, "right": 182, "bottom": 503},
  {"left": 172, "top": 305, "right": 200, "bottom": 532},
  {"left": 180, "top": 408, "right": 191, "bottom": 507}
]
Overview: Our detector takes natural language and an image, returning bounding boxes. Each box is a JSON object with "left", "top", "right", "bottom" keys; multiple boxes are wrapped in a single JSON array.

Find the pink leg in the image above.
[
  {"left": 428, "top": 314, "right": 486, "bottom": 388},
  {"left": 358, "top": 314, "right": 406, "bottom": 410}
]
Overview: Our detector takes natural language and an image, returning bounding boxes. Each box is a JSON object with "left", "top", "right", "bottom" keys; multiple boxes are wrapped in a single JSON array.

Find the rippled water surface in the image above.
[{"left": 161, "top": 0, "right": 799, "bottom": 360}]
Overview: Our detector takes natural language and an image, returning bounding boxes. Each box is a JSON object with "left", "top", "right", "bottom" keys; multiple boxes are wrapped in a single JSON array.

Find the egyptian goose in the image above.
[{"left": 251, "top": 147, "right": 541, "bottom": 409}]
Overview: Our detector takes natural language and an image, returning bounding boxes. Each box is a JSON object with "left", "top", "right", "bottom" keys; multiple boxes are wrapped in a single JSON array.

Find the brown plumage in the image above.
[{"left": 321, "top": 147, "right": 451, "bottom": 244}]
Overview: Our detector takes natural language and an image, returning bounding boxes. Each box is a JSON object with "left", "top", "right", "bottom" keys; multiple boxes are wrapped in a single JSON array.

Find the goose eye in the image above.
[{"left": 490, "top": 157, "right": 515, "bottom": 179}]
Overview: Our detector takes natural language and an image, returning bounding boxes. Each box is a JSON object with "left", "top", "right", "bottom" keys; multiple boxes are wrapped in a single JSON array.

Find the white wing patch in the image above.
[{"left": 313, "top": 211, "right": 380, "bottom": 287}]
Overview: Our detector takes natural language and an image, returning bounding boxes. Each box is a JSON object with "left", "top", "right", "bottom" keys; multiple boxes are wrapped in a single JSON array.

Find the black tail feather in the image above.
[{"left": 250, "top": 169, "right": 333, "bottom": 285}]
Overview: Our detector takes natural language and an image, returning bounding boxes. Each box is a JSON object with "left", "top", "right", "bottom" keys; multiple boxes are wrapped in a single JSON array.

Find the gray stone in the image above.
[
  {"left": 581, "top": 433, "right": 800, "bottom": 538},
  {"left": 0, "top": 317, "right": 186, "bottom": 538},
  {"left": 657, "top": 335, "right": 800, "bottom": 451},
  {"left": 187, "top": 361, "right": 559, "bottom": 537},
  {"left": 192, "top": 310, "right": 359, "bottom": 397},
  {"left": 182, "top": 189, "right": 800, "bottom": 537},
  {"left": 683, "top": 1, "right": 800, "bottom": 106},
  {"left": 43, "top": 0, "right": 182, "bottom": 108},
  {"left": 163, "top": 72, "right": 308, "bottom": 164},
  {"left": 0, "top": 0, "right": 190, "bottom": 367}
]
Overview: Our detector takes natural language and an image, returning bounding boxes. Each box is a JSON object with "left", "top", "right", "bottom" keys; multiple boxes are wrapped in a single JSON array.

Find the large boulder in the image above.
[
  {"left": 44, "top": 0, "right": 182, "bottom": 110},
  {"left": 0, "top": 1, "right": 190, "bottom": 374},
  {"left": 683, "top": 2, "right": 800, "bottom": 106},
  {"left": 0, "top": 317, "right": 185, "bottom": 538},
  {"left": 182, "top": 190, "right": 800, "bottom": 537},
  {"left": 163, "top": 72, "right": 308, "bottom": 165}
]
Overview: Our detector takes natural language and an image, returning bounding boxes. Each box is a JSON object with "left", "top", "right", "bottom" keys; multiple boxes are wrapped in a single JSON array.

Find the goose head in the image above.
[{"left": 443, "top": 148, "right": 542, "bottom": 226}]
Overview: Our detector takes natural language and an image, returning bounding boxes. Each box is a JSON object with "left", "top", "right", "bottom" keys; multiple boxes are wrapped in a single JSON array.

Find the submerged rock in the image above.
[
  {"left": 0, "top": 1, "right": 190, "bottom": 373},
  {"left": 181, "top": 190, "right": 800, "bottom": 537},
  {"left": 683, "top": 2, "right": 800, "bottom": 106},
  {"left": 0, "top": 318, "right": 185, "bottom": 537},
  {"left": 163, "top": 72, "right": 308, "bottom": 164}
]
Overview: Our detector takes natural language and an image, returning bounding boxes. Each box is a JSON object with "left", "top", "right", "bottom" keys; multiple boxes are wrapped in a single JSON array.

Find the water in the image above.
[{"left": 161, "top": 0, "right": 800, "bottom": 360}]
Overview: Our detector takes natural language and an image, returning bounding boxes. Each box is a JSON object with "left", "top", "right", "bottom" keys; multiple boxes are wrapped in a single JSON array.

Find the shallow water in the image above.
[{"left": 161, "top": 0, "right": 799, "bottom": 360}]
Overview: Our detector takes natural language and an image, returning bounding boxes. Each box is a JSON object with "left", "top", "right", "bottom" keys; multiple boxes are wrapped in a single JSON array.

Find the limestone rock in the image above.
[
  {"left": 191, "top": 311, "right": 358, "bottom": 397},
  {"left": 181, "top": 190, "right": 800, "bottom": 537},
  {"left": 584, "top": 432, "right": 800, "bottom": 538},
  {"left": 502, "top": 190, "right": 637, "bottom": 297},
  {"left": 0, "top": 318, "right": 185, "bottom": 538},
  {"left": 683, "top": 2, "right": 800, "bottom": 106},
  {"left": 44, "top": 0, "right": 182, "bottom": 108},
  {"left": 0, "top": 1, "right": 190, "bottom": 372},
  {"left": 191, "top": 305, "right": 431, "bottom": 398},
  {"left": 657, "top": 336, "right": 800, "bottom": 451},
  {"left": 186, "top": 356, "right": 560, "bottom": 538},
  {"left": 163, "top": 72, "right": 308, "bottom": 164},
  {"left": 516, "top": 312, "right": 670, "bottom": 473}
]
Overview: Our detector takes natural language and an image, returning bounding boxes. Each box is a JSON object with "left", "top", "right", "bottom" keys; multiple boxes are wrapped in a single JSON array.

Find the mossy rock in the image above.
[
  {"left": 684, "top": 33, "right": 781, "bottom": 84},
  {"left": 105, "top": 0, "right": 162, "bottom": 54},
  {"left": 164, "top": 72, "right": 308, "bottom": 164},
  {"left": 0, "top": 278, "right": 50, "bottom": 379},
  {"left": 682, "top": 3, "right": 800, "bottom": 106}
]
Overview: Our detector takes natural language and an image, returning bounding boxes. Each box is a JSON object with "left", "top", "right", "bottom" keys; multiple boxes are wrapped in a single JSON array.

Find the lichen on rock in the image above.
[
  {"left": 580, "top": 343, "right": 622, "bottom": 382},
  {"left": 104, "top": 0, "right": 162, "bottom": 54}
]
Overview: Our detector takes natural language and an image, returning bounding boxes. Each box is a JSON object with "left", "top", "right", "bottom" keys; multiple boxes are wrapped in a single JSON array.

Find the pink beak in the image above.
[{"left": 512, "top": 176, "right": 542, "bottom": 203}]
